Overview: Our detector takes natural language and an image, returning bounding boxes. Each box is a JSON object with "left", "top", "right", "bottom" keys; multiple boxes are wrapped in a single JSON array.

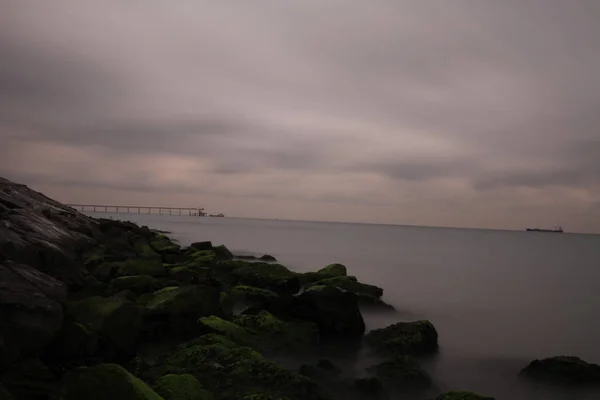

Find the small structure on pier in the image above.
[{"left": 67, "top": 204, "right": 207, "bottom": 216}]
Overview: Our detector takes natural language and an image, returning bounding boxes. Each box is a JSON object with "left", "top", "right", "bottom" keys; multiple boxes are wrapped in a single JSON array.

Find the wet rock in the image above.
[
  {"left": 0, "top": 261, "right": 67, "bottom": 367},
  {"left": 115, "top": 259, "right": 166, "bottom": 278},
  {"left": 61, "top": 363, "right": 162, "bottom": 400},
  {"left": 159, "top": 334, "right": 325, "bottom": 400},
  {"left": 235, "top": 254, "right": 278, "bottom": 262},
  {"left": 1, "top": 359, "right": 58, "bottom": 400},
  {"left": 47, "top": 321, "right": 99, "bottom": 360},
  {"left": 365, "top": 320, "right": 438, "bottom": 356},
  {"left": 66, "top": 294, "right": 143, "bottom": 355},
  {"left": 287, "top": 286, "right": 365, "bottom": 339},
  {"left": 154, "top": 374, "right": 213, "bottom": 400},
  {"left": 317, "top": 263, "right": 347, "bottom": 277},
  {"left": 212, "top": 245, "right": 234, "bottom": 261},
  {"left": 188, "top": 241, "right": 213, "bottom": 251},
  {"left": 520, "top": 356, "right": 600, "bottom": 385},
  {"left": 228, "top": 262, "right": 300, "bottom": 296},
  {"left": 307, "top": 276, "right": 383, "bottom": 298},
  {"left": 367, "top": 356, "right": 432, "bottom": 389},
  {"left": 356, "top": 293, "right": 395, "bottom": 311},
  {"left": 435, "top": 391, "right": 495, "bottom": 400}
]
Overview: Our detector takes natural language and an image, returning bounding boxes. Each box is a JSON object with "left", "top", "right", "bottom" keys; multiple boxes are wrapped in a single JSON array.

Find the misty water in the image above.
[{"left": 89, "top": 212, "right": 600, "bottom": 399}]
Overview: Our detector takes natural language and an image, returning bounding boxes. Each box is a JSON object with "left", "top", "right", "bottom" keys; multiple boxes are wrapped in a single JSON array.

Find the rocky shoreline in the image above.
[{"left": 1, "top": 176, "right": 599, "bottom": 400}]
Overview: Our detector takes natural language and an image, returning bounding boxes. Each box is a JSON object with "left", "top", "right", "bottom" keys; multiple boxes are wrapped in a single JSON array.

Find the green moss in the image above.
[
  {"left": 435, "top": 392, "right": 495, "bottom": 400},
  {"left": 150, "top": 235, "right": 181, "bottom": 254},
  {"left": 117, "top": 259, "right": 166, "bottom": 278},
  {"left": 67, "top": 295, "right": 143, "bottom": 351},
  {"left": 154, "top": 374, "right": 213, "bottom": 400},
  {"left": 134, "top": 238, "right": 162, "bottom": 260},
  {"left": 188, "top": 250, "right": 216, "bottom": 262},
  {"left": 231, "top": 286, "right": 279, "bottom": 301},
  {"left": 365, "top": 320, "right": 438, "bottom": 356},
  {"left": 160, "top": 338, "right": 323, "bottom": 400},
  {"left": 62, "top": 363, "right": 163, "bottom": 400},
  {"left": 229, "top": 263, "right": 300, "bottom": 295},
  {"left": 367, "top": 356, "right": 431, "bottom": 389},
  {"left": 316, "top": 263, "right": 347, "bottom": 277},
  {"left": 308, "top": 276, "right": 383, "bottom": 298},
  {"left": 198, "top": 316, "right": 256, "bottom": 347},
  {"left": 234, "top": 311, "right": 319, "bottom": 352}
]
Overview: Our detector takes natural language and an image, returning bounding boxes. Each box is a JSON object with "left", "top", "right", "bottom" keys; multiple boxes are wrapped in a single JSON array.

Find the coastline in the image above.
[{"left": 1, "top": 176, "right": 598, "bottom": 400}]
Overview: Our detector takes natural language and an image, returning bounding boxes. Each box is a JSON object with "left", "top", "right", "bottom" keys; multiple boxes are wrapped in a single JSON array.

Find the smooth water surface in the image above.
[{"left": 89, "top": 213, "right": 600, "bottom": 399}]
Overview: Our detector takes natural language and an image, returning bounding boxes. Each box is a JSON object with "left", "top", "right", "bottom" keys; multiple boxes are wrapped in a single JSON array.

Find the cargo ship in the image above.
[
  {"left": 526, "top": 225, "right": 563, "bottom": 233},
  {"left": 209, "top": 213, "right": 225, "bottom": 217}
]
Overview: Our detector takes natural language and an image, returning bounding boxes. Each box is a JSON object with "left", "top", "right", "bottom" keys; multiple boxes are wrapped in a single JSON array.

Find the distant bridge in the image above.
[{"left": 67, "top": 204, "right": 206, "bottom": 216}]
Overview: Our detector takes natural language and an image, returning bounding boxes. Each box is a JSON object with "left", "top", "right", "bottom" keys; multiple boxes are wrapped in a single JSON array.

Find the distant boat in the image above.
[
  {"left": 209, "top": 213, "right": 225, "bottom": 217},
  {"left": 526, "top": 225, "right": 563, "bottom": 233}
]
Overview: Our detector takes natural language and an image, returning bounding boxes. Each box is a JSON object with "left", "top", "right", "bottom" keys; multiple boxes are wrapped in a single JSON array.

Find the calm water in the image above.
[{"left": 89, "top": 213, "right": 600, "bottom": 399}]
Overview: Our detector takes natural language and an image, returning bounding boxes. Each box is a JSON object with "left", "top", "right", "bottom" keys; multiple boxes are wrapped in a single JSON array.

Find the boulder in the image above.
[
  {"left": 353, "top": 377, "right": 383, "bottom": 397},
  {"left": 356, "top": 293, "right": 395, "bottom": 311},
  {"left": 61, "top": 363, "right": 163, "bottom": 400},
  {"left": 299, "top": 359, "right": 342, "bottom": 380},
  {"left": 435, "top": 391, "right": 495, "bottom": 400},
  {"left": 0, "top": 359, "right": 58, "bottom": 400},
  {"left": 116, "top": 259, "right": 166, "bottom": 278},
  {"left": 188, "top": 241, "right": 212, "bottom": 252},
  {"left": 154, "top": 374, "right": 213, "bottom": 400},
  {"left": 317, "top": 263, "right": 347, "bottom": 277},
  {"left": 227, "top": 262, "right": 300, "bottom": 296},
  {"left": 109, "top": 275, "right": 164, "bottom": 295},
  {"left": 0, "top": 261, "right": 67, "bottom": 367},
  {"left": 149, "top": 235, "right": 180, "bottom": 255},
  {"left": 520, "top": 356, "right": 600, "bottom": 385},
  {"left": 0, "top": 384, "right": 13, "bottom": 400},
  {"left": 212, "top": 245, "right": 234, "bottom": 261},
  {"left": 141, "top": 286, "right": 221, "bottom": 338},
  {"left": 133, "top": 238, "right": 161, "bottom": 261},
  {"left": 47, "top": 321, "right": 98, "bottom": 360},
  {"left": 167, "top": 267, "right": 197, "bottom": 284},
  {"left": 67, "top": 294, "right": 143, "bottom": 354},
  {"left": 286, "top": 286, "right": 365, "bottom": 339},
  {"left": 365, "top": 320, "right": 438, "bottom": 356},
  {"left": 228, "top": 285, "right": 280, "bottom": 313},
  {"left": 307, "top": 276, "right": 383, "bottom": 298},
  {"left": 159, "top": 334, "right": 325, "bottom": 400},
  {"left": 367, "top": 356, "right": 432, "bottom": 389}
]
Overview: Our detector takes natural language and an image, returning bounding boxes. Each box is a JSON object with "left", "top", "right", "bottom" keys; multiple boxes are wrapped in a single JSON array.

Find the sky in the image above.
[{"left": 1, "top": 1, "right": 600, "bottom": 232}]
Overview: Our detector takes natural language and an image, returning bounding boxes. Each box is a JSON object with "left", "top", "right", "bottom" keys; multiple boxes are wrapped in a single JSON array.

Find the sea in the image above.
[{"left": 86, "top": 212, "right": 600, "bottom": 400}]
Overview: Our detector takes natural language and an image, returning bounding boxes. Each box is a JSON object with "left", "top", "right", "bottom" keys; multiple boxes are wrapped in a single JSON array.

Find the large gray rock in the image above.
[
  {"left": 0, "top": 261, "right": 67, "bottom": 367},
  {"left": 0, "top": 177, "right": 99, "bottom": 285}
]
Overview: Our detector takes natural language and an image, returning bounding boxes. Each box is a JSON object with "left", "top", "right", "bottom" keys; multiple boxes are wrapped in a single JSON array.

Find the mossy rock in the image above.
[
  {"left": 160, "top": 335, "right": 324, "bottom": 400},
  {"left": 67, "top": 295, "right": 143, "bottom": 352},
  {"left": 133, "top": 238, "right": 162, "bottom": 260},
  {"left": 91, "top": 261, "right": 123, "bottom": 282},
  {"left": 49, "top": 321, "right": 98, "bottom": 359},
  {"left": 367, "top": 356, "right": 431, "bottom": 389},
  {"left": 287, "top": 286, "right": 365, "bottom": 339},
  {"left": 213, "top": 244, "right": 234, "bottom": 261},
  {"left": 150, "top": 235, "right": 181, "bottom": 254},
  {"left": 308, "top": 276, "right": 383, "bottom": 298},
  {"left": 365, "top": 320, "right": 438, "bottom": 356},
  {"left": 228, "top": 263, "right": 300, "bottom": 295},
  {"left": 520, "top": 356, "right": 600, "bottom": 385},
  {"left": 317, "top": 264, "right": 347, "bottom": 277},
  {"left": 109, "top": 275, "right": 161, "bottom": 295},
  {"left": 0, "top": 384, "right": 14, "bottom": 400},
  {"left": 168, "top": 266, "right": 198, "bottom": 284},
  {"left": 116, "top": 259, "right": 166, "bottom": 278},
  {"left": 1, "top": 359, "right": 58, "bottom": 400},
  {"left": 234, "top": 311, "right": 319, "bottom": 352},
  {"left": 141, "top": 286, "right": 222, "bottom": 338},
  {"left": 299, "top": 359, "right": 341, "bottom": 380},
  {"left": 197, "top": 316, "right": 257, "bottom": 347},
  {"left": 154, "top": 374, "right": 213, "bottom": 400},
  {"left": 228, "top": 285, "right": 280, "bottom": 313},
  {"left": 61, "top": 363, "right": 163, "bottom": 400},
  {"left": 356, "top": 293, "right": 395, "bottom": 311},
  {"left": 188, "top": 241, "right": 213, "bottom": 251},
  {"left": 435, "top": 391, "right": 495, "bottom": 400}
]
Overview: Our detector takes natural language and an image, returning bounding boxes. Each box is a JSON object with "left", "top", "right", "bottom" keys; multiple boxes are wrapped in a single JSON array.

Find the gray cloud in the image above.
[{"left": 1, "top": 1, "right": 600, "bottom": 231}]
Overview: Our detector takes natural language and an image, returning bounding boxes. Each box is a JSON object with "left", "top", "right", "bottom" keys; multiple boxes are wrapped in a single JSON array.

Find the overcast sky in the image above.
[{"left": 2, "top": 1, "right": 600, "bottom": 232}]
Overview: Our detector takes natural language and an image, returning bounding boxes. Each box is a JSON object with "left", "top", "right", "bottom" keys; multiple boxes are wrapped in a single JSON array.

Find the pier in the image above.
[{"left": 67, "top": 204, "right": 206, "bottom": 216}]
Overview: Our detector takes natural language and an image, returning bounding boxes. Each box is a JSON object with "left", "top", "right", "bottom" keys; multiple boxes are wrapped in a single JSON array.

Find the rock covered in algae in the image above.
[
  {"left": 520, "top": 356, "right": 600, "bottom": 385},
  {"left": 61, "top": 363, "right": 163, "bottom": 400},
  {"left": 365, "top": 320, "right": 438, "bottom": 356},
  {"left": 154, "top": 374, "right": 213, "bottom": 400}
]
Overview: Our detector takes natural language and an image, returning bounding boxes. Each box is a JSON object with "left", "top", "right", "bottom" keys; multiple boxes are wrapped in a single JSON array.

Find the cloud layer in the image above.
[{"left": 2, "top": 1, "right": 600, "bottom": 231}]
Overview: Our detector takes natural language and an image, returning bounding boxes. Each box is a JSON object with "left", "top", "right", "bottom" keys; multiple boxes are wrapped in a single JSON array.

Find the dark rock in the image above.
[
  {"left": 365, "top": 320, "right": 438, "bottom": 356},
  {"left": 435, "top": 391, "right": 495, "bottom": 400},
  {"left": 154, "top": 373, "right": 214, "bottom": 400},
  {"left": 189, "top": 241, "right": 213, "bottom": 251},
  {"left": 61, "top": 363, "right": 162, "bottom": 400},
  {"left": 47, "top": 321, "right": 99, "bottom": 360},
  {"left": 66, "top": 294, "right": 143, "bottom": 355},
  {"left": 357, "top": 293, "right": 395, "bottom": 311},
  {"left": 354, "top": 377, "right": 384, "bottom": 397},
  {"left": 0, "top": 384, "right": 14, "bottom": 400},
  {"left": 367, "top": 356, "right": 432, "bottom": 389},
  {"left": 1, "top": 358, "right": 59, "bottom": 400},
  {"left": 520, "top": 356, "right": 600, "bottom": 385},
  {"left": 213, "top": 244, "right": 234, "bottom": 261},
  {"left": 299, "top": 359, "right": 341, "bottom": 380},
  {"left": 287, "top": 286, "right": 365, "bottom": 339},
  {"left": 259, "top": 254, "right": 277, "bottom": 262},
  {"left": 307, "top": 276, "right": 383, "bottom": 298},
  {"left": 158, "top": 334, "right": 325, "bottom": 400},
  {"left": 0, "top": 261, "right": 67, "bottom": 367},
  {"left": 140, "top": 285, "right": 222, "bottom": 339},
  {"left": 317, "top": 263, "right": 347, "bottom": 277}
]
